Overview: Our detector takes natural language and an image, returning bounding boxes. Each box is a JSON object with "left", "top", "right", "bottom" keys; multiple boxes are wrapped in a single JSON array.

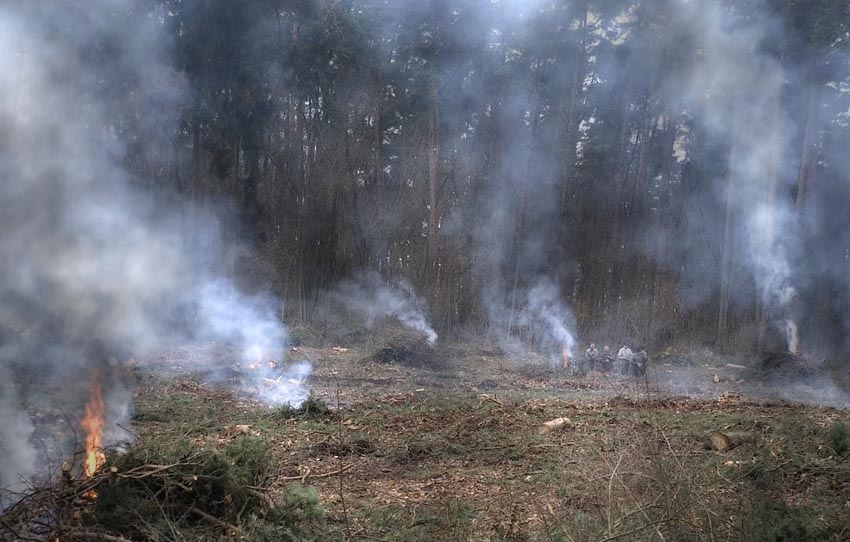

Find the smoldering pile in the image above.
[
  {"left": 331, "top": 272, "right": 439, "bottom": 346},
  {"left": 370, "top": 343, "right": 447, "bottom": 370}
]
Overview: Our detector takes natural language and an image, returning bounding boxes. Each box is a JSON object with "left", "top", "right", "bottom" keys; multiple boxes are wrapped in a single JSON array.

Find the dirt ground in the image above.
[
  {"left": 121, "top": 339, "right": 850, "bottom": 541},
  {"left": 143, "top": 338, "right": 850, "bottom": 408}
]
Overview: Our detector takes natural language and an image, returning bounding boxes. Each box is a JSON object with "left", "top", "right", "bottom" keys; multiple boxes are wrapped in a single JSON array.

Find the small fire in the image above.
[
  {"left": 81, "top": 369, "right": 106, "bottom": 478},
  {"left": 246, "top": 356, "right": 276, "bottom": 371},
  {"left": 561, "top": 347, "right": 570, "bottom": 369}
]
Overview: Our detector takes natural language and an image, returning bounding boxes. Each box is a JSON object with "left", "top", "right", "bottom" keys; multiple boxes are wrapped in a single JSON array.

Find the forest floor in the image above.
[
  {"left": 6, "top": 335, "right": 850, "bottom": 541},
  {"left": 122, "top": 337, "right": 850, "bottom": 541}
]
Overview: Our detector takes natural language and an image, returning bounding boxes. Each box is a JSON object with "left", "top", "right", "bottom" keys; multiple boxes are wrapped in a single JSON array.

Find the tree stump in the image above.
[
  {"left": 538, "top": 417, "right": 572, "bottom": 434},
  {"left": 709, "top": 430, "right": 753, "bottom": 451}
]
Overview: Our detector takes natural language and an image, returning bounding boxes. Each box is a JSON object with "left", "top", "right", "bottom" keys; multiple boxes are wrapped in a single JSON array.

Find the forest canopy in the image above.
[{"left": 37, "top": 0, "right": 850, "bottom": 355}]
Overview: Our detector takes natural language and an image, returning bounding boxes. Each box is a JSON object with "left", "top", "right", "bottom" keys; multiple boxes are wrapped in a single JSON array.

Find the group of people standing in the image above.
[{"left": 578, "top": 343, "right": 648, "bottom": 377}]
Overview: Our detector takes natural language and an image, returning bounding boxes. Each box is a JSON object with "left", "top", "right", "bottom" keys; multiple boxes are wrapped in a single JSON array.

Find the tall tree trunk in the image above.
[
  {"left": 658, "top": 115, "right": 676, "bottom": 220},
  {"left": 757, "top": 57, "right": 784, "bottom": 351},
  {"left": 373, "top": 68, "right": 383, "bottom": 190},
  {"left": 718, "top": 108, "right": 738, "bottom": 349},
  {"left": 613, "top": 76, "right": 633, "bottom": 216},
  {"left": 507, "top": 106, "right": 536, "bottom": 335},
  {"left": 556, "top": 0, "right": 589, "bottom": 287},
  {"left": 560, "top": 0, "right": 588, "bottom": 212},
  {"left": 427, "top": 60, "right": 439, "bottom": 265},
  {"left": 192, "top": 116, "right": 202, "bottom": 200},
  {"left": 796, "top": 78, "right": 821, "bottom": 211},
  {"left": 632, "top": 113, "right": 655, "bottom": 211}
]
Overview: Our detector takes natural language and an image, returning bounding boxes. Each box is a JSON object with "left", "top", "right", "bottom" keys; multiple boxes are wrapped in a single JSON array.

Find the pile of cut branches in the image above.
[{"left": 1, "top": 438, "right": 328, "bottom": 542}]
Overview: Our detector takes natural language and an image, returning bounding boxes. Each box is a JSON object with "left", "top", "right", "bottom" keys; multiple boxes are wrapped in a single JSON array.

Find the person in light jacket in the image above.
[{"left": 617, "top": 345, "right": 633, "bottom": 375}]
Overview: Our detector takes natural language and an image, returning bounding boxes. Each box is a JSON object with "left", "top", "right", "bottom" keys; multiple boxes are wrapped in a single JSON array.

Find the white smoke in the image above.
[
  {"left": 196, "top": 278, "right": 311, "bottom": 405},
  {"left": 0, "top": 367, "right": 35, "bottom": 502},
  {"left": 668, "top": 0, "right": 800, "bottom": 350},
  {"left": 335, "top": 272, "right": 438, "bottom": 345},
  {"left": 520, "top": 278, "right": 576, "bottom": 363},
  {"left": 0, "top": 1, "right": 308, "bottom": 492}
]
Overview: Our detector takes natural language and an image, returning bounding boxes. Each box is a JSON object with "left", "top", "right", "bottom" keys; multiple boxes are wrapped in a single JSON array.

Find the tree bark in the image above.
[
  {"left": 718, "top": 108, "right": 738, "bottom": 349},
  {"left": 427, "top": 60, "right": 439, "bottom": 265},
  {"left": 757, "top": 58, "right": 784, "bottom": 351},
  {"left": 560, "top": 0, "right": 588, "bottom": 213},
  {"left": 796, "top": 77, "right": 822, "bottom": 211},
  {"left": 373, "top": 67, "right": 383, "bottom": 190},
  {"left": 507, "top": 100, "right": 537, "bottom": 334},
  {"left": 632, "top": 113, "right": 655, "bottom": 211},
  {"left": 613, "top": 76, "right": 633, "bottom": 216},
  {"left": 658, "top": 115, "right": 676, "bottom": 220}
]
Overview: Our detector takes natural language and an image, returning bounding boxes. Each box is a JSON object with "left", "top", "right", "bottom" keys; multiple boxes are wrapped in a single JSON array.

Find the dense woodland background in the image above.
[{"left": 100, "top": 0, "right": 850, "bottom": 355}]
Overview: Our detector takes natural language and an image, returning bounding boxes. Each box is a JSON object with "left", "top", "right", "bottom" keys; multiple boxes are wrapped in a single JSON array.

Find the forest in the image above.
[
  {"left": 128, "top": 0, "right": 850, "bottom": 356},
  {"left": 3, "top": 1, "right": 850, "bottom": 541}
]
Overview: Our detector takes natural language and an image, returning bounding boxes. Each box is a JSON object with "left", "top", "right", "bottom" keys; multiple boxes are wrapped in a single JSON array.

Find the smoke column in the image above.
[
  {"left": 657, "top": 0, "right": 801, "bottom": 352},
  {"left": 0, "top": 1, "right": 308, "bottom": 492},
  {"left": 461, "top": 3, "right": 578, "bottom": 360},
  {"left": 334, "top": 272, "right": 438, "bottom": 345}
]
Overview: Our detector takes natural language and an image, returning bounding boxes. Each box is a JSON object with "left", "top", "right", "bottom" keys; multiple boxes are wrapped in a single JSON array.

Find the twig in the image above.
[
  {"left": 598, "top": 516, "right": 675, "bottom": 542},
  {"left": 332, "top": 372, "right": 354, "bottom": 542},
  {"left": 246, "top": 487, "right": 276, "bottom": 510},
  {"left": 280, "top": 465, "right": 354, "bottom": 482},
  {"left": 67, "top": 530, "right": 134, "bottom": 542},
  {"left": 189, "top": 507, "right": 240, "bottom": 534},
  {"left": 606, "top": 453, "right": 622, "bottom": 538},
  {"left": 0, "top": 519, "right": 44, "bottom": 542}
]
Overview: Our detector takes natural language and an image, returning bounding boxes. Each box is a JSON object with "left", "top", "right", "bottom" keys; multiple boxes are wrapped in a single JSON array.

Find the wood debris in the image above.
[
  {"left": 709, "top": 430, "right": 754, "bottom": 452},
  {"left": 538, "top": 417, "right": 572, "bottom": 434}
]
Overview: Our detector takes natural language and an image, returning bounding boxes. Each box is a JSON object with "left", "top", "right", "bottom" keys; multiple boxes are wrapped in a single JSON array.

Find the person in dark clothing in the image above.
[
  {"left": 600, "top": 345, "right": 614, "bottom": 373},
  {"left": 631, "top": 348, "right": 648, "bottom": 377}
]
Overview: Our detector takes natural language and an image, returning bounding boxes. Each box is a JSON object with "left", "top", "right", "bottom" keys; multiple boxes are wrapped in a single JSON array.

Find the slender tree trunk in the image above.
[
  {"left": 373, "top": 68, "right": 383, "bottom": 190},
  {"left": 613, "top": 77, "right": 633, "bottom": 215},
  {"left": 560, "top": 0, "right": 588, "bottom": 212},
  {"left": 659, "top": 115, "right": 676, "bottom": 220},
  {"left": 507, "top": 101, "right": 537, "bottom": 335},
  {"left": 757, "top": 58, "right": 784, "bottom": 351},
  {"left": 632, "top": 113, "right": 655, "bottom": 211},
  {"left": 718, "top": 107, "right": 738, "bottom": 349},
  {"left": 796, "top": 79, "right": 821, "bottom": 211},
  {"left": 427, "top": 60, "right": 439, "bottom": 265}
]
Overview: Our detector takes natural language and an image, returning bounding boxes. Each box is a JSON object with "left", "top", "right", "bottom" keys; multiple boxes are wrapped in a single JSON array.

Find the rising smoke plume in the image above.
[
  {"left": 0, "top": 1, "right": 308, "bottom": 492},
  {"left": 644, "top": 0, "right": 808, "bottom": 354},
  {"left": 461, "top": 3, "right": 579, "bottom": 361},
  {"left": 333, "top": 272, "right": 438, "bottom": 345},
  {"left": 519, "top": 279, "right": 577, "bottom": 362}
]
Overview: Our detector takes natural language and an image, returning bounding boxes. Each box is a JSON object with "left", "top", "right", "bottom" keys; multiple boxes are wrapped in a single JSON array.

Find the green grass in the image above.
[
  {"left": 99, "top": 378, "right": 850, "bottom": 541},
  {"left": 358, "top": 500, "right": 477, "bottom": 542}
]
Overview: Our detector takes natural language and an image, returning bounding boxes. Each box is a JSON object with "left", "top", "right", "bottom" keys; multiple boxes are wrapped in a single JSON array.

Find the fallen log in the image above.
[
  {"left": 709, "top": 430, "right": 754, "bottom": 452},
  {"left": 726, "top": 363, "right": 747, "bottom": 370}
]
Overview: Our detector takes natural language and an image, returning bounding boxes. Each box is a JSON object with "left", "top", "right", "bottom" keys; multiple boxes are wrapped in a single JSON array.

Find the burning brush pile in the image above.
[
  {"left": 0, "top": 339, "right": 315, "bottom": 541},
  {"left": 0, "top": 435, "right": 326, "bottom": 541}
]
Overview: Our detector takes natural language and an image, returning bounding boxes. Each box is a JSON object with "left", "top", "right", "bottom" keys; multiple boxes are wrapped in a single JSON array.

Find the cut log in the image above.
[
  {"left": 709, "top": 430, "right": 754, "bottom": 452},
  {"left": 538, "top": 417, "right": 572, "bottom": 434}
]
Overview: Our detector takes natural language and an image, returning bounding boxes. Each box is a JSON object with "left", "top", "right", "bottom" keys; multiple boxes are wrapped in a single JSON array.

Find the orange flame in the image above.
[
  {"left": 561, "top": 348, "right": 570, "bottom": 369},
  {"left": 81, "top": 369, "right": 106, "bottom": 477}
]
